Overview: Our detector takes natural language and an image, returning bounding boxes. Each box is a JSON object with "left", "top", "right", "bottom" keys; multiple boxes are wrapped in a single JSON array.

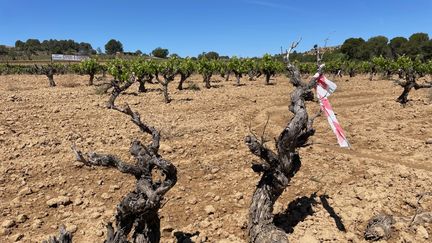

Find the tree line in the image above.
[{"left": 2, "top": 32, "right": 431, "bottom": 62}]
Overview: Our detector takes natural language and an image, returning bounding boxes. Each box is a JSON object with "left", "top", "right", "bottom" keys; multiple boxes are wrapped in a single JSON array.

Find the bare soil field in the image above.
[{"left": 0, "top": 74, "right": 431, "bottom": 242}]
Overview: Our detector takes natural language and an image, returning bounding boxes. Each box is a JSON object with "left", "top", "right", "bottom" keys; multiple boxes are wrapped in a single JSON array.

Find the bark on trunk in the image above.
[
  {"left": 205, "top": 75, "right": 212, "bottom": 89},
  {"left": 162, "top": 83, "right": 171, "bottom": 103},
  {"left": 43, "top": 226, "right": 73, "bottom": 243},
  {"left": 265, "top": 73, "right": 271, "bottom": 85},
  {"left": 47, "top": 74, "right": 56, "bottom": 87},
  {"left": 88, "top": 74, "right": 94, "bottom": 86},
  {"left": 177, "top": 73, "right": 187, "bottom": 90},
  {"left": 235, "top": 73, "right": 241, "bottom": 86},
  {"left": 137, "top": 79, "right": 146, "bottom": 92}
]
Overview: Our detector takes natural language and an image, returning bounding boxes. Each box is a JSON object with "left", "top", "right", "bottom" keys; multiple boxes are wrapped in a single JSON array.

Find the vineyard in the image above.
[{"left": 0, "top": 42, "right": 431, "bottom": 243}]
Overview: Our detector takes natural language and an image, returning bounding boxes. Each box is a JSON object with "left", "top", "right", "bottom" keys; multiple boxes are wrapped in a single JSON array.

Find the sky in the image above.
[{"left": 0, "top": 0, "right": 431, "bottom": 57}]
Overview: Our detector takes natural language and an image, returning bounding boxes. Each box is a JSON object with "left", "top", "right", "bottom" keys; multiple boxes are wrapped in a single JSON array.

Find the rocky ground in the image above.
[{"left": 0, "top": 73, "right": 431, "bottom": 243}]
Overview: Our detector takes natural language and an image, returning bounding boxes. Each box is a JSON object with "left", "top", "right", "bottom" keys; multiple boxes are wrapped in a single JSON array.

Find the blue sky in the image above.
[{"left": 0, "top": 0, "right": 431, "bottom": 57}]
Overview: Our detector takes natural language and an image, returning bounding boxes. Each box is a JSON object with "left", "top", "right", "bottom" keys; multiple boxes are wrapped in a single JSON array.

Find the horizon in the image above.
[{"left": 1, "top": 0, "right": 431, "bottom": 57}]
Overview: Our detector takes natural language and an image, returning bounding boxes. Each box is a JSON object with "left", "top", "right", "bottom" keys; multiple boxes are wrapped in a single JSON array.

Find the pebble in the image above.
[
  {"left": 101, "top": 193, "right": 111, "bottom": 200},
  {"left": 426, "top": 138, "right": 432, "bottom": 144},
  {"left": 66, "top": 224, "right": 78, "bottom": 233},
  {"left": 32, "top": 219, "right": 43, "bottom": 229},
  {"left": 0, "top": 228, "right": 11, "bottom": 236},
  {"left": 205, "top": 205, "right": 216, "bottom": 215},
  {"left": 16, "top": 214, "right": 28, "bottom": 223},
  {"left": 1, "top": 219, "right": 15, "bottom": 228},
  {"left": 46, "top": 196, "right": 71, "bottom": 207},
  {"left": 416, "top": 226, "right": 429, "bottom": 239},
  {"left": 189, "top": 197, "right": 198, "bottom": 205},
  {"left": 18, "top": 187, "right": 33, "bottom": 196},
  {"left": 161, "top": 225, "right": 174, "bottom": 237},
  {"left": 11, "top": 233, "right": 24, "bottom": 241},
  {"left": 298, "top": 233, "right": 319, "bottom": 243}
]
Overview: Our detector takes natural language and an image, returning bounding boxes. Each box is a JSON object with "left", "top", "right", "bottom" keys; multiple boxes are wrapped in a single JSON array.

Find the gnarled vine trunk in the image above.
[
  {"left": 245, "top": 58, "right": 320, "bottom": 243},
  {"left": 47, "top": 73, "right": 56, "bottom": 87},
  {"left": 395, "top": 71, "right": 432, "bottom": 104},
  {"left": 72, "top": 79, "right": 177, "bottom": 242},
  {"left": 88, "top": 74, "right": 95, "bottom": 86},
  {"left": 265, "top": 73, "right": 271, "bottom": 85},
  {"left": 204, "top": 74, "right": 212, "bottom": 89},
  {"left": 177, "top": 72, "right": 190, "bottom": 90}
]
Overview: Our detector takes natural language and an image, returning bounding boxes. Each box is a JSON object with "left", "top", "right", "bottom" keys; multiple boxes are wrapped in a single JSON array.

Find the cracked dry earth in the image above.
[{"left": 0, "top": 73, "right": 431, "bottom": 243}]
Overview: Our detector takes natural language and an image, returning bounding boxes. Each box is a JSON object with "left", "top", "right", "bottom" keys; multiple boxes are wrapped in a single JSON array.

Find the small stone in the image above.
[
  {"left": 426, "top": 138, "right": 432, "bottom": 145},
  {"left": 12, "top": 233, "right": 24, "bottom": 241},
  {"left": 214, "top": 196, "right": 221, "bottom": 202},
  {"left": 109, "top": 185, "right": 120, "bottom": 191},
  {"left": 91, "top": 212, "right": 101, "bottom": 219},
  {"left": 16, "top": 214, "right": 29, "bottom": 223},
  {"left": 1, "top": 219, "right": 15, "bottom": 228},
  {"left": 161, "top": 225, "right": 174, "bottom": 237},
  {"left": 95, "top": 230, "right": 104, "bottom": 237},
  {"left": 159, "top": 144, "right": 173, "bottom": 153},
  {"left": 18, "top": 187, "right": 33, "bottom": 196},
  {"left": 73, "top": 198, "right": 83, "bottom": 206},
  {"left": 299, "top": 233, "right": 319, "bottom": 243},
  {"left": 211, "top": 168, "right": 220, "bottom": 174},
  {"left": 188, "top": 197, "right": 198, "bottom": 205},
  {"left": 101, "top": 193, "right": 111, "bottom": 200},
  {"left": 234, "top": 192, "right": 243, "bottom": 201},
  {"left": 46, "top": 196, "right": 71, "bottom": 207},
  {"left": 416, "top": 226, "right": 429, "bottom": 239},
  {"left": 0, "top": 228, "right": 11, "bottom": 236},
  {"left": 204, "top": 205, "right": 215, "bottom": 215},
  {"left": 32, "top": 219, "right": 43, "bottom": 229},
  {"left": 73, "top": 162, "right": 84, "bottom": 168},
  {"left": 66, "top": 224, "right": 78, "bottom": 233}
]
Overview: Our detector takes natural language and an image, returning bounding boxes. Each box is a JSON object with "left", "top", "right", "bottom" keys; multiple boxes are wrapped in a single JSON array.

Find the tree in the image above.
[
  {"left": 78, "top": 42, "right": 94, "bottom": 55},
  {"left": 79, "top": 58, "right": 101, "bottom": 85},
  {"left": 340, "top": 38, "right": 368, "bottom": 60},
  {"left": 151, "top": 47, "right": 169, "bottom": 58},
  {"left": 366, "top": 36, "right": 390, "bottom": 58},
  {"left": 389, "top": 37, "right": 408, "bottom": 58},
  {"left": 198, "top": 51, "right": 220, "bottom": 60},
  {"left": 0, "top": 45, "right": 8, "bottom": 56},
  {"left": 14, "top": 40, "right": 25, "bottom": 49},
  {"left": 406, "top": 33, "right": 430, "bottom": 60},
  {"left": 135, "top": 50, "right": 143, "bottom": 56},
  {"left": 105, "top": 39, "right": 124, "bottom": 55}
]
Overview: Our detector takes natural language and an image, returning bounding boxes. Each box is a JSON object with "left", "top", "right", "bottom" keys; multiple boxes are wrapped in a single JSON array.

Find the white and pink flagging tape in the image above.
[{"left": 314, "top": 73, "right": 350, "bottom": 148}]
